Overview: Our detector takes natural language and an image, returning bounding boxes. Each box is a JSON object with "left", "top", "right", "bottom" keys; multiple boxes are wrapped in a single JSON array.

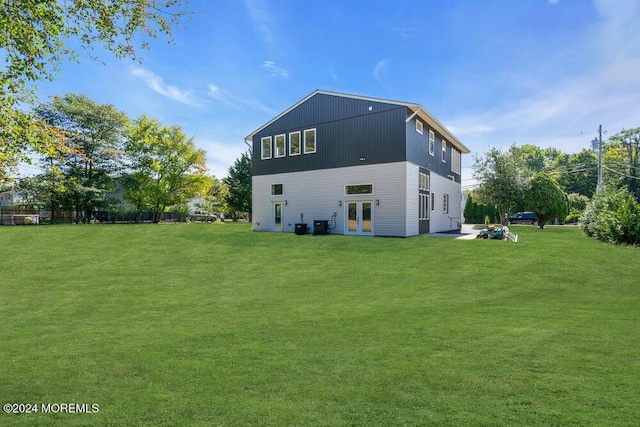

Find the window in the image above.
[
  {"left": 271, "top": 184, "right": 283, "bottom": 196},
  {"left": 419, "top": 193, "right": 430, "bottom": 220},
  {"left": 443, "top": 193, "right": 449, "bottom": 214},
  {"left": 304, "top": 128, "right": 316, "bottom": 154},
  {"left": 429, "top": 130, "right": 435, "bottom": 155},
  {"left": 289, "top": 131, "right": 301, "bottom": 156},
  {"left": 451, "top": 148, "right": 461, "bottom": 174},
  {"left": 419, "top": 172, "right": 430, "bottom": 191},
  {"left": 431, "top": 192, "right": 435, "bottom": 211},
  {"left": 261, "top": 136, "right": 272, "bottom": 159},
  {"left": 442, "top": 140, "right": 447, "bottom": 163},
  {"left": 275, "top": 134, "right": 286, "bottom": 158},
  {"left": 345, "top": 184, "right": 373, "bottom": 195},
  {"left": 416, "top": 120, "right": 423, "bottom": 135}
]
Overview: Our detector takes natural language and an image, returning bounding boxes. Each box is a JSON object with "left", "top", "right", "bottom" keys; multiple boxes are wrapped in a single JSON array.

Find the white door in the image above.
[
  {"left": 345, "top": 201, "right": 373, "bottom": 236},
  {"left": 272, "top": 202, "right": 283, "bottom": 231}
]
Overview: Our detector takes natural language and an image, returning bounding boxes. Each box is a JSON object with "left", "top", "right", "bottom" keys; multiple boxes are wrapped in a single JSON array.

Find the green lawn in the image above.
[{"left": 1, "top": 223, "right": 639, "bottom": 426}]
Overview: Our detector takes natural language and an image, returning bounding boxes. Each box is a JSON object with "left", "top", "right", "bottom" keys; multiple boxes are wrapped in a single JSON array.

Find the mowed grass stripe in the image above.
[{"left": 1, "top": 223, "right": 638, "bottom": 426}]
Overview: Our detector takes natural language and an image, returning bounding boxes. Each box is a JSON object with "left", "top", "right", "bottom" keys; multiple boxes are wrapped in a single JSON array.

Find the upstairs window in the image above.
[
  {"left": 304, "top": 129, "right": 316, "bottom": 154},
  {"left": 289, "top": 131, "right": 301, "bottom": 156},
  {"left": 416, "top": 120, "right": 424, "bottom": 135},
  {"left": 261, "top": 136, "right": 272, "bottom": 159},
  {"left": 275, "top": 134, "right": 286, "bottom": 158},
  {"left": 451, "top": 148, "right": 461, "bottom": 174},
  {"left": 429, "top": 130, "right": 435, "bottom": 155},
  {"left": 442, "top": 140, "right": 447, "bottom": 163}
]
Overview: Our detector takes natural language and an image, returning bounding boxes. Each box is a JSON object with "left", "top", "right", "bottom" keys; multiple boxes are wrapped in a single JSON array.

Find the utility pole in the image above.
[{"left": 597, "top": 124, "right": 604, "bottom": 192}]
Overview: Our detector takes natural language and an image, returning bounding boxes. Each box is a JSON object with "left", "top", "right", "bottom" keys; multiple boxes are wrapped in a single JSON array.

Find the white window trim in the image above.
[
  {"left": 429, "top": 130, "right": 435, "bottom": 156},
  {"left": 451, "top": 148, "right": 461, "bottom": 174},
  {"left": 289, "top": 131, "right": 301, "bottom": 156},
  {"left": 261, "top": 136, "right": 272, "bottom": 160},
  {"left": 271, "top": 183, "right": 284, "bottom": 196},
  {"left": 344, "top": 183, "right": 374, "bottom": 196},
  {"left": 443, "top": 193, "right": 449, "bottom": 214},
  {"left": 419, "top": 193, "right": 430, "bottom": 220},
  {"left": 304, "top": 128, "right": 316, "bottom": 154},
  {"left": 442, "top": 140, "right": 447, "bottom": 163},
  {"left": 274, "top": 134, "right": 286, "bottom": 158},
  {"left": 416, "top": 119, "right": 423, "bottom": 135}
]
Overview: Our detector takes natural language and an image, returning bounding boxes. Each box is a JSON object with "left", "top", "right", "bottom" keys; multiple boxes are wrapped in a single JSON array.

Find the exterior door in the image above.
[
  {"left": 346, "top": 201, "right": 373, "bottom": 236},
  {"left": 272, "top": 202, "right": 283, "bottom": 231}
]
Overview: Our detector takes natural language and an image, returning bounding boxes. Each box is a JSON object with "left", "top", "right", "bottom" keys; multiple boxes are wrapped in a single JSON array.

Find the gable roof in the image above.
[{"left": 245, "top": 89, "right": 470, "bottom": 154}]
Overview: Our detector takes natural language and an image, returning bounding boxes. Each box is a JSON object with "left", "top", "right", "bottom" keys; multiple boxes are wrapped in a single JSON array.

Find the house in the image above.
[
  {"left": 245, "top": 90, "right": 469, "bottom": 237},
  {"left": 0, "top": 189, "right": 26, "bottom": 207}
]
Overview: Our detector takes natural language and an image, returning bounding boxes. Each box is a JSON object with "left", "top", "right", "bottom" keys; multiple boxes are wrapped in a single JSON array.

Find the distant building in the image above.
[
  {"left": 246, "top": 90, "right": 469, "bottom": 237},
  {"left": 0, "top": 189, "right": 26, "bottom": 207}
]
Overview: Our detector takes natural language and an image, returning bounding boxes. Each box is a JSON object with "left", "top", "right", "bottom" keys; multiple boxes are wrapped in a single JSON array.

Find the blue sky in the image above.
[{"left": 29, "top": 0, "right": 640, "bottom": 186}]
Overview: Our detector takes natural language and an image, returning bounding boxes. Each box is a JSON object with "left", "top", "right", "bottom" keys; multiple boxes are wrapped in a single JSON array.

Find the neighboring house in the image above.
[
  {"left": 246, "top": 90, "right": 470, "bottom": 237},
  {"left": 0, "top": 189, "right": 26, "bottom": 207}
]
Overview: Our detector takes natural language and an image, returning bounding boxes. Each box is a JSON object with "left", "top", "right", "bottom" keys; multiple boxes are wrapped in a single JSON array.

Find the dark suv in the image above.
[{"left": 508, "top": 212, "right": 537, "bottom": 225}]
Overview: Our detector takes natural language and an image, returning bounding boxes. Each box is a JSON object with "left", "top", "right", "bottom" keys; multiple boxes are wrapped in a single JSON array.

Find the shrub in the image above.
[{"left": 580, "top": 188, "right": 640, "bottom": 245}]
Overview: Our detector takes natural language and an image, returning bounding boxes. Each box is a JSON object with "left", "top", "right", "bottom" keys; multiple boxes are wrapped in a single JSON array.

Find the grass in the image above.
[{"left": 1, "top": 222, "right": 639, "bottom": 426}]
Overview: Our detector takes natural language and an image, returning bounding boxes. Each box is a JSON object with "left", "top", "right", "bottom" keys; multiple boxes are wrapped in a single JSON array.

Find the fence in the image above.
[
  {"left": 0, "top": 208, "right": 214, "bottom": 225},
  {"left": 0, "top": 208, "right": 43, "bottom": 225}
]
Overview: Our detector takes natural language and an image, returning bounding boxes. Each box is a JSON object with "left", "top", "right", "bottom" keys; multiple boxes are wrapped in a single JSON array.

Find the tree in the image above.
[
  {"left": 17, "top": 166, "right": 68, "bottom": 224},
  {"left": 36, "top": 94, "right": 129, "bottom": 222},
  {"left": 606, "top": 127, "right": 640, "bottom": 202},
  {"left": 0, "top": 0, "right": 190, "bottom": 182},
  {"left": 197, "top": 176, "right": 228, "bottom": 215},
  {"left": 473, "top": 146, "right": 528, "bottom": 223},
  {"left": 124, "top": 115, "right": 207, "bottom": 223},
  {"left": 224, "top": 152, "right": 252, "bottom": 220},
  {"left": 554, "top": 149, "right": 598, "bottom": 198},
  {"left": 581, "top": 187, "right": 640, "bottom": 245},
  {"left": 524, "top": 172, "right": 568, "bottom": 229},
  {"left": 463, "top": 193, "right": 498, "bottom": 224}
]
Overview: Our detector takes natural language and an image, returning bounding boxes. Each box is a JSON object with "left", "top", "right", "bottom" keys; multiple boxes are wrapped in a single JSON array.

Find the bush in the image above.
[{"left": 580, "top": 188, "right": 640, "bottom": 245}]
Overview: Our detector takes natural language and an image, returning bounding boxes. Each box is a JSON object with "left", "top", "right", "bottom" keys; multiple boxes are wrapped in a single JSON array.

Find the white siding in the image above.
[
  {"left": 253, "top": 162, "right": 409, "bottom": 236},
  {"left": 405, "top": 163, "right": 420, "bottom": 236},
  {"left": 429, "top": 173, "right": 463, "bottom": 232}
]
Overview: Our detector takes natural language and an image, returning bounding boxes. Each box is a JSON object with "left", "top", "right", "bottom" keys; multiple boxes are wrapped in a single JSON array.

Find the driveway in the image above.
[{"left": 425, "top": 223, "right": 478, "bottom": 240}]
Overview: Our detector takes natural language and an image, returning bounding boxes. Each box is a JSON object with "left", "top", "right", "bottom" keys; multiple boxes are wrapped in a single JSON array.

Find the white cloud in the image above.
[
  {"left": 261, "top": 61, "right": 289, "bottom": 78},
  {"left": 131, "top": 67, "right": 198, "bottom": 106},
  {"left": 199, "top": 139, "right": 249, "bottom": 178},
  {"left": 372, "top": 59, "right": 390, "bottom": 84},
  {"left": 244, "top": 0, "right": 274, "bottom": 44},
  {"left": 207, "top": 83, "right": 276, "bottom": 115},
  {"left": 450, "top": 0, "right": 640, "bottom": 170}
]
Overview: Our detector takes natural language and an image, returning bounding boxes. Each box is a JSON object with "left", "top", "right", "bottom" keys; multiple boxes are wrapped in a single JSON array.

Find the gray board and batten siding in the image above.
[{"left": 249, "top": 91, "right": 469, "bottom": 180}]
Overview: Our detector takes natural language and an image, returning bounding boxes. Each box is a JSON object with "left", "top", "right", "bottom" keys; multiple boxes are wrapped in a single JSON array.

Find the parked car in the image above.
[{"left": 508, "top": 212, "right": 537, "bottom": 225}]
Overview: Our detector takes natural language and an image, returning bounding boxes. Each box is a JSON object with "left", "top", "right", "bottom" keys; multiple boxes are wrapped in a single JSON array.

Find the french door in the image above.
[{"left": 346, "top": 201, "right": 373, "bottom": 236}]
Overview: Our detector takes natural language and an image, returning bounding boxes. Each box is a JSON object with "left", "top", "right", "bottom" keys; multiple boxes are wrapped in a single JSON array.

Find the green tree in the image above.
[
  {"left": 124, "top": 115, "right": 207, "bottom": 223},
  {"left": 17, "top": 166, "right": 68, "bottom": 224},
  {"left": 224, "top": 152, "right": 252, "bottom": 220},
  {"left": 606, "top": 127, "right": 640, "bottom": 202},
  {"left": 0, "top": 0, "right": 190, "bottom": 182},
  {"left": 473, "top": 146, "right": 528, "bottom": 223},
  {"left": 36, "top": 94, "right": 129, "bottom": 222},
  {"left": 554, "top": 149, "right": 598, "bottom": 197},
  {"left": 581, "top": 187, "right": 640, "bottom": 245},
  {"left": 197, "top": 176, "right": 228, "bottom": 215},
  {"left": 524, "top": 172, "right": 568, "bottom": 229}
]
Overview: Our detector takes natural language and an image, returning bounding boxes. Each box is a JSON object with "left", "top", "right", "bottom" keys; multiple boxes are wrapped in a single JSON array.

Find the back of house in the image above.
[{"left": 246, "top": 90, "right": 469, "bottom": 237}]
